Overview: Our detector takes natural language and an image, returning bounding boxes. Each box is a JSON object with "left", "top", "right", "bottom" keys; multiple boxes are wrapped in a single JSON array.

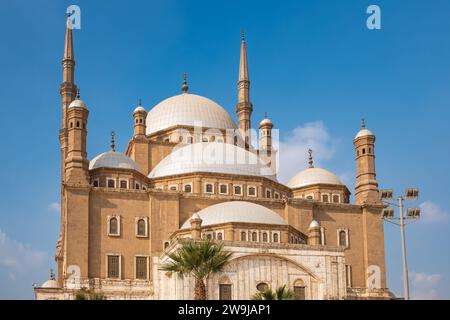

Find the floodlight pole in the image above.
[{"left": 398, "top": 196, "right": 410, "bottom": 300}]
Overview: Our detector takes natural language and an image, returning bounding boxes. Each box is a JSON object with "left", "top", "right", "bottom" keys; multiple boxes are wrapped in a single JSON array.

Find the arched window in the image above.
[
  {"left": 294, "top": 279, "right": 306, "bottom": 300},
  {"left": 184, "top": 184, "right": 192, "bottom": 193},
  {"left": 262, "top": 233, "right": 268, "bottom": 242},
  {"left": 234, "top": 185, "right": 242, "bottom": 195},
  {"left": 273, "top": 233, "right": 279, "bottom": 243},
  {"left": 362, "top": 148, "right": 366, "bottom": 155},
  {"left": 248, "top": 187, "right": 256, "bottom": 197},
  {"left": 205, "top": 183, "right": 213, "bottom": 193},
  {"left": 241, "top": 231, "right": 246, "bottom": 241},
  {"left": 339, "top": 230, "right": 347, "bottom": 247},
  {"left": 333, "top": 195, "right": 340, "bottom": 203},
  {"left": 322, "top": 194, "right": 329, "bottom": 203},
  {"left": 137, "top": 219, "right": 146, "bottom": 237},
  {"left": 217, "top": 232, "right": 223, "bottom": 241},
  {"left": 252, "top": 232, "right": 257, "bottom": 242},
  {"left": 219, "top": 276, "right": 232, "bottom": 300},
  {"left": 109, "top": 217, "right": 118, "bottom": 235},
  {"left": 220, "top": 184, "right": 228, "bottom": 195}
]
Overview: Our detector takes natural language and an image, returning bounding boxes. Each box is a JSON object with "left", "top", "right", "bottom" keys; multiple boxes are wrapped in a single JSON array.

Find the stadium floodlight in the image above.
[
  {"left": 405, "top": 188, "right": 419, "bottom": 200},
  {"left": 382, "top": 208, "right": 394, "bottom": 219},
  {"left": 380, "top": 189, "right": 394, "bottom": 200}
]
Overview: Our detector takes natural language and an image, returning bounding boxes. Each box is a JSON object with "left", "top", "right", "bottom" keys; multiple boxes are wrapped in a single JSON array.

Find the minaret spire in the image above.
[
  {"left": 236, "top": 31, "right": 253, "bottom": 150},
  {"left": 61, "top": 14, "right": 77, "bottom": 129}
]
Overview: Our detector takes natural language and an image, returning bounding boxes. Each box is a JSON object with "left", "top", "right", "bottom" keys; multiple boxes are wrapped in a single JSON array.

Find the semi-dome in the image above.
[
  {"left": 181, "top": 201, "right": 287, "bottom": 229},
  {"left": 148, "top": 142, "right": 276, "bottom": 180},
  {"left": 287, "top": 167, "right": 342, "bottom": 189},
  {"left": 146, "top": 93, "right": 237, "bottom": 135},
  {"left": 89, "top": 151, "right": 142, "bottom": 172},
  {"left": 69, "top": 99, "right": 87, "bottom": 109},
  {"left": 41, "top": 279, "right": 59, "bottom": 289}
]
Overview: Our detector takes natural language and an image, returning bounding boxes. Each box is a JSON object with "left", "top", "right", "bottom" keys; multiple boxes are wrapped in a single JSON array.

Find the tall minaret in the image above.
[
  {"left": 236, "top": 31, "right": 253, "bottom": 149},
  {"left": 353, "top": 119, "right": 379, "bottom": 205},
  {"left": 60, "top": 15, "right": 78, "bottom": 183}
]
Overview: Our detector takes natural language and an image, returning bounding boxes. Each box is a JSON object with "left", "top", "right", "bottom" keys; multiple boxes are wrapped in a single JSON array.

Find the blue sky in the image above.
[{"left": 0, "top": 0, "right": 449, "bottom": 299}]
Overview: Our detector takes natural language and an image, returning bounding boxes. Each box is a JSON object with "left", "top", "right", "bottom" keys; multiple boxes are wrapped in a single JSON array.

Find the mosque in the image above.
[{"left": 34, "top": 17, "right": 393, "bottom": 300}]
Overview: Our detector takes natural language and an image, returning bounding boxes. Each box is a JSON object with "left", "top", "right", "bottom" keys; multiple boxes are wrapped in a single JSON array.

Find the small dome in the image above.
[
  {"left": 148, "top": 142, "right": 276, "bottom": 180},
  {"left": 41, "top": 279, "right": 59, "bottom": 288},
  {"left": 89, "top": 151, "right": 142, "bottom": 172},
  {"left": 190, "top": 213, "right": 202, "bottom": 221},
  {"left": 181, "top": 201, "right": 287, "bottom": 229},
  {"left": 287, "top": 167, "right": 342, "bottom": 189},
  {"left": 309, "top": 220, "right": 320, "bottom": 229},
  {"left": 146, "top": 93, "right": 237, "bottom": 135},
  {"left": 69, "top": 99, "right": 87, "bottom": 110},
  {"left": 355, "top": 128, "right": 374, "bottom": 139},
  {"left": 259, "top": 118, "right": 273, "bottom": 128},
  {"left": 134, "top": 106, "right": 146, "bottom": 113}
]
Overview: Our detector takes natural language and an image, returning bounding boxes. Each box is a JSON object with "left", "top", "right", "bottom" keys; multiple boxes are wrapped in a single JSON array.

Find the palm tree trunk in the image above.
[{"left": 194, "top": 279, "right": 207, "bottom": 300}]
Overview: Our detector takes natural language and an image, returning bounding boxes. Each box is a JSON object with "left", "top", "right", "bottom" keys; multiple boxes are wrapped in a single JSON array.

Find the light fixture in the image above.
[
  {"left": 380, "top": 189, "right": 393, "bottom": 200},
  {"left": 405, "top": 188, "right": 419, "bottom": 200}
]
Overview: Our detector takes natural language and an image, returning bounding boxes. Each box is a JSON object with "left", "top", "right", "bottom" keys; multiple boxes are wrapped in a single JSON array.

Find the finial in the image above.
[
  {"left": 138, "top": 98, "right": 142, "bottom": 106},
  {"left": 110, "top": 131, "right": 115, "bottom": 152},
  {"left": 50, "top": 269, "right": 55, "bottom": 281},
  {"left": 264, "top": 112, "right": 268, "bottom": 119},
  {"left": 361, "top": 118, "right": 366, "bottom": 129},
  {"left": 241, "top": 29, "right": 245, "bottom": 42},
  {"left": 308, "top": 149, "right": 314, "bottom": 168},
  {"left": 181, "top": 72, "right": 189, "bottom": 93},
  {"left": 76, "top": 88, "right": 80, "bottom": 99}
]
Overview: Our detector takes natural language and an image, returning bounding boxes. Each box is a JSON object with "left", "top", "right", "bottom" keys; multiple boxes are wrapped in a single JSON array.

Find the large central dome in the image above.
[{"left": 146, "top": 93, "right": 237, "bottom": 136}]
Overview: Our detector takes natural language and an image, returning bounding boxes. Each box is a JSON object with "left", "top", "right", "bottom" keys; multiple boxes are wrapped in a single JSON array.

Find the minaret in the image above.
[
  {"left": 236, "top": 31, "right": 253, "bottom": 149},
  {"left": 353, "top": 119, "right": 379, "bottom": 205},
  {"left": 60, "top": 15, "right": 78, "bottom": 129},
  {"left": 259, "top": 112, "right": 273, "bottom": 151},
  {"left": 133, "top": 99, "right": 147, "bottom": 138},
  {"left": 60, "top": 15, "right": 78, "bottom": 185},
  {"left": 65, "top": 90, "right": 89, "bottom": 185}
]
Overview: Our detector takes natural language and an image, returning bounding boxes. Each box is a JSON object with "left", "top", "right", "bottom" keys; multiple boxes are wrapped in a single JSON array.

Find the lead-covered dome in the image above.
[
  {"left": 146, "top": 93, "right": 237, "bottom": 135},
  {"left": 181, "top": 201, "right": 287, "bottom": 229},
  {"left": 68, "top": 99, "right": 87, "bottom": 109},
  {"left": 89, "top": 151, "right": 142, "bottom": 172},
  {"left": 148, "top": 142, "right": 276, "bottom": 180},
  {"left": 287, "top": 167, "right": 342, "bottom": 189}
]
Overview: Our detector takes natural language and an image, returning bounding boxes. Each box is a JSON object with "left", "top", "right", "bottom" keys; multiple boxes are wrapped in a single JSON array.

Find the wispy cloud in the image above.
[
  {"left": 0, "top": 228, "right": 50, "bottom": 298},
  {"left": 277, "top": 121, "right": 339, "bottom": 183},
  {"left": 410, "top": 272, "right": 443, "bottom": 300},
  {"left": 0, "top": 229, "right": 48, "bottom": 273},
  {"left": 47, "top": 202, "right": 61, "bottom": 213},
  {"left": 419, "top": 201, "right": 450, "bottom": 224}
]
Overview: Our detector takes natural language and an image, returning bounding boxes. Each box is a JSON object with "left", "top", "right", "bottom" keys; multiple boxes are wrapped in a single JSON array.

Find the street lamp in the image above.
[{"left": 380, "top": 187, "right": 420, "bottom": 300}]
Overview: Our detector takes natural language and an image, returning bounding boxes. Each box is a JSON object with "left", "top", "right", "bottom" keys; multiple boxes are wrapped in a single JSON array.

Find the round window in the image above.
[{"left": 256, "top": 282, "right": 269, "bottom": 292}]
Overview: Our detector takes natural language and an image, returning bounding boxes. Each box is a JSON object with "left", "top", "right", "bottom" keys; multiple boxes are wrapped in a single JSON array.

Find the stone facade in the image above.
[{"left": 34, "top": 17, "right": 393, "bottom": 300}]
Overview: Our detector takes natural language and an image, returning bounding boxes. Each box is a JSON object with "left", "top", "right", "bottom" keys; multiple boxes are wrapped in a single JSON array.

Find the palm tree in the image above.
[
  {"left": 252, "top": 285, "right": 295, "bottom": 300},
  {"left": 160, "top": 239, "right": 232, "bottom": 300}
]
